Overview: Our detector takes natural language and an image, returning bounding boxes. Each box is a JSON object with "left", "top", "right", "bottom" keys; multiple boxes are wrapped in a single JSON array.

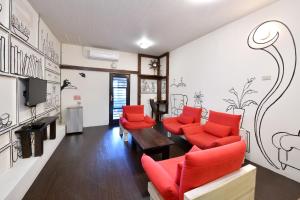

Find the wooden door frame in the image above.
[{"left": 109, "top": 73, "right": 130, "bottom": 125}]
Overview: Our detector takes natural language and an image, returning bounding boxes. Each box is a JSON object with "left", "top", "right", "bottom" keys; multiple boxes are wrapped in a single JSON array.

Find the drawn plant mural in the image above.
[
  {"left": 223, "top": 77, "right": 258, "bottom": 127},
  {"left": 170, "top": 77, "right": 186, "bottom": 88},
  {"left": 194, "top": 91, "right": 208, "bottom": 119},
  {"left": 248, "top": 20, "right": 297, "bottom": 169}
]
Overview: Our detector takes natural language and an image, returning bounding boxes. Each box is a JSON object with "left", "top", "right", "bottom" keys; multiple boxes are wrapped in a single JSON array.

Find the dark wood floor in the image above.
[{"left": 24, "top": 124, "right": 300, "bottom": 200}]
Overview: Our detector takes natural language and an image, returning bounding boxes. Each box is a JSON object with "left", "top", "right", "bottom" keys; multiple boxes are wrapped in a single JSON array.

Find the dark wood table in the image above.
[{"left": 130, "top": 128, "right": 174, "bottom": 159}]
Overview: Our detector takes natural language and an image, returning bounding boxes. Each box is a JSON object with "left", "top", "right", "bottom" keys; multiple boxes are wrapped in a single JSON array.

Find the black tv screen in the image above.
[{"left": 25, "top": 78, "right": 47, "bottom": 107}]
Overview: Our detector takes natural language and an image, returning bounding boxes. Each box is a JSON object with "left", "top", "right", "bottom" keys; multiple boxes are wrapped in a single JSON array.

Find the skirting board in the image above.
[{"left": 0, "top": 124, "right": 66, "bottom": 200}]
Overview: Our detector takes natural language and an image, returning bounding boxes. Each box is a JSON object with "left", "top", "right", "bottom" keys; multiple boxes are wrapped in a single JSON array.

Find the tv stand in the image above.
[{"left": 15, "top": 116, "right": 58, "bottom": 158}]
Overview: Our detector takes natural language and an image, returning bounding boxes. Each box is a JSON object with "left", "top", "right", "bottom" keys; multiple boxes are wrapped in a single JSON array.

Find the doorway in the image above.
[{"left": 109, "top": 73, "right": 130, "bottom": 125}]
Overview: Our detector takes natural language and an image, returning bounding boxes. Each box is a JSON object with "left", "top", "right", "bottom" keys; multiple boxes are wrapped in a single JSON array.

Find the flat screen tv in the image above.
[{"left": 25, "top": 78, "right": 47, "bottom": 107}]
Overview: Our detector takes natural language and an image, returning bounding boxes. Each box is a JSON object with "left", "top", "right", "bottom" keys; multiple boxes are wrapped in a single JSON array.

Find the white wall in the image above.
[
  {"left": 169, "top": 0, "right": 300, "bottom": 182},
  {"left": 62, "top": 44, "right": 138, "bottom": 71},
  {"left": 61, "top": 44, "right": 138, "bottom": 127}
]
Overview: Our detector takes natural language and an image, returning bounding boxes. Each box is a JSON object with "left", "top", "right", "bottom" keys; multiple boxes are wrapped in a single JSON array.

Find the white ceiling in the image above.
[{"left": 28, "top": 0, "right": 278, "bottom": 56}]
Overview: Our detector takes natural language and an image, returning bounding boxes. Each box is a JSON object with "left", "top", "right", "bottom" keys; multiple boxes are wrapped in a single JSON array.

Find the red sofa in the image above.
[
  {"left": 183, "top": 110, "right": 241, "bottom": 149},
  {"left": 162, "top": 106, "right": 202, "bottom": 136},
  {"left": 141, "top": 141, "right": 247, "bottom": 200}
]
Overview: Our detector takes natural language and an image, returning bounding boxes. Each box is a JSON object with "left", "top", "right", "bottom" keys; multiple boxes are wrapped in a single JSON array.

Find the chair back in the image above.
[
  {"left": 122, "top": 105, "right": 144, "bottom": 119},
  {"left": 208, "top": 110, "right": 241, "bottom": 136},
  {"left": 179, "top": 141, "right": 246, "bottom": 200},
  {"left": 149, "top": 99, "right": 158, "bottom": 113},
  {"left": 182, "top": 106, "right": 202, "bottom": 123}
]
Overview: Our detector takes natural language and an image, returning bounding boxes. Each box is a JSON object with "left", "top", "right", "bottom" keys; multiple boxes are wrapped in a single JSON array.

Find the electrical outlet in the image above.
[{"left": 261, "top": 75, "right": 271, "bottom": 81}]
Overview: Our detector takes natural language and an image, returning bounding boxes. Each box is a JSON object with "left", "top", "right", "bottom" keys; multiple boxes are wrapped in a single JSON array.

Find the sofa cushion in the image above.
[
  {"left": 164, "top": 121, "right": 184, "bottom": 135},
  {"left": 178, "top": 114, "right": 194, "bottom": 124},
  {"left": 182, "top": 106, "right": 202, "bottom": 123},
  {"left": 203, "top": 121, "right": 232, "bottom": 138},
  {"left": 123, "top": 121, "right": 153, "bottom": 130},
  {"left": 142, "top": 154, "right": 179, "bottom": 200},
  {"left": 122, "top": 105, "right": 144, "bottom": 119},
  {"left": 208, "top": 110, "right": 241, "bottom": 136},
  {"left": 178, "top": 141, "right": 246, "bottom": 200},
  {"left": 159, "top": 156, "right": 185, "bottom": 183},
  {"left": 127, "top": 113, "right": 144, "bottom": 122},
  {"left": 185, "top": 131, "right": 219, "bottom": 149}
]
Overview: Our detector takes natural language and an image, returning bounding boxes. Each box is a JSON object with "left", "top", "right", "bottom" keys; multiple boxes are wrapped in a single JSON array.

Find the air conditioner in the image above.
[{"left": 83, "top": 47, "right": 119, "bottom": 61}]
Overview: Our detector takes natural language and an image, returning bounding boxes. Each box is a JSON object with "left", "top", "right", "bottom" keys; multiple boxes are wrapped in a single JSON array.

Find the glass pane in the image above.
[
  {"left": 113, "top": 77, "right": 127, "bottom": 88},
  {"left": 112, "top": 76, "right": 128, "bottom": 120}
]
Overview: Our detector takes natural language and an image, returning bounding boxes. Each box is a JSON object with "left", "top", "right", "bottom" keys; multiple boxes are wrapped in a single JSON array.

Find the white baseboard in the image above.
[{"left": 0, "top": 124, "right": 66, "bottom": 200}]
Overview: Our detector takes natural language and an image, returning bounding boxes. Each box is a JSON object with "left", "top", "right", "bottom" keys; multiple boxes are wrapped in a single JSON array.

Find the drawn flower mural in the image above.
[{"left": 248, "top": 20, "right": 297, "bottom": 169}]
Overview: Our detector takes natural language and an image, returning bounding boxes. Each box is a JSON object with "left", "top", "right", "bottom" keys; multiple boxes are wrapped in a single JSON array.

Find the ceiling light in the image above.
[{"left": 137, "top": 37, "right": 154, "bottom": 49}]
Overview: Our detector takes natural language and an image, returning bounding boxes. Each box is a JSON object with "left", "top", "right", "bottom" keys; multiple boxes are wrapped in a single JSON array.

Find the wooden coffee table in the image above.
[{"left": 130, "top": 128, "right": 175, "bottom": 159}]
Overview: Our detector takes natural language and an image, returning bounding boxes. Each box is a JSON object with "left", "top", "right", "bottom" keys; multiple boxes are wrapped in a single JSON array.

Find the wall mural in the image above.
[
  {"left": 39, "top": 19, "right": 60, "bottom": 63},
  {"left": 170, "top": 77, "right": 186, "bottom": 88},
  {"left": 0, "top": 113, "right": 12, "bottom": 131},
  {"left": 141, "top": 79, "right": 157, "bottom": 94},
  {"left": 0, "top": 0, "right": 9, "bottom": 28},
  {"left": 223, "top": 77, "right": 258, "bottom": 152},
  {"left": 10, "top": 38, "right": 44, "bottom": 79},
  {"left": 44, "top": 84, "right": 60, "bottom": 111},
  {"left": 170, "top": 94, "right": 188, "bottom": 116},
  {"left": 12, "top": 0, "right": 39, "bottom": 47},
  {"left": 193, "top": 91, "right": 208, "bottom": 119},
  {"left": 248, "top": 20, "right": 297, "bottom": 170},
  {"left": 0, "top": 29, "right": 8, "bottom": 73}
]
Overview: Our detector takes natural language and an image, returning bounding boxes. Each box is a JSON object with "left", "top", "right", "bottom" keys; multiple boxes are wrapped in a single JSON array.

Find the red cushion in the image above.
[
  {"left": 159, "top": 156, "right": 185, "bottom": 183},
  {"left": 122, "top": 105, "right": 144, "bottom": 119},
  {"left": 141, "top": 154, "right": 179, "bottom": 200},
  {"left": 208, "top": 110, "right": 241, "bottom": 136},
  {"left": 127, "top": 113, "right": 144, "bottom": 122},
  {"left": 178, "top": 114, "right": 194, "bottom": 124},
  {"left": 185, "top": 131, "right": 219, "bottom": 149},
  {"left": 203, "top": 121, "right": 232, "bottom": 138},
  {"left": 189, "top": 145, "right": 202, "bottom": 152},
  {"left": 123, "top": 121, "right": 154, "bottom": 130},
  {"left": 182, "top": 106, "right": 202, "bottom": 123},
  {"left": 164, "top": 121, "right": 184, "bottom": 135},
  {"left": 178, "top": 141, "right": 246, "bottom": 200}
]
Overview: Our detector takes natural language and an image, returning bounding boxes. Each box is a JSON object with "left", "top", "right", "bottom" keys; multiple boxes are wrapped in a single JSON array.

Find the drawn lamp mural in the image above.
[{"left": 248, "top": 20, "right": 297, "bottom": 170}]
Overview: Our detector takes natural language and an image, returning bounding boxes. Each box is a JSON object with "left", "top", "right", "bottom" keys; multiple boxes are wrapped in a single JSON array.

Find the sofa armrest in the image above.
[
  {"left": 141, "top": 155, "right": 179, "bottom": 200},
  {"left": 211, "top": 136, "right": 241, "bottom": 147},
  {"left": 145, "top": 115, "right": 156, "bottom": 125},
  {"left": 119, "top": 117, "right": 128, "bottom": 126},
  {"left": 162, "top": 116, "right": 180, "bottom": 124}
]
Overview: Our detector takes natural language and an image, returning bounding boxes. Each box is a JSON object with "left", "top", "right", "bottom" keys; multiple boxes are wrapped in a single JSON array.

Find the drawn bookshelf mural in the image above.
[
  {"left": 11, "top": 0, "right": 39, "bottom": 47},
  {"left": 223, "top": 77, "right": 258, "bottom": 153},
  {"left": 0, "top": 0, "right": 9, "bottom": 28},
  {"left": 45, "top": 59, "right": 60, "bottom": 74},
  {"left": 0, "top": 29, "right": 8, "bottom": 73},
  {"left": 44, "top": 83, "right": 60, "bottom": 111},
  {"left": 10, "top": 38, "right": 44, "bottom": 79},
  {"left": 39, "top": 19, "right": 60, "bottom": 64},
  {"left": 193, "top": 91, "right": 208, "bottom": 119},
  {"left": 248, "top": 20, "right": 298, "bottom": 170},
  {"left": 0, "top": 77, "right": 17, "bottom": 133}
]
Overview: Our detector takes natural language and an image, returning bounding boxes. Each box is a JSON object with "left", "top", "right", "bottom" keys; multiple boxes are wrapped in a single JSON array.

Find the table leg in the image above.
[
  {"left": 34, "top": 131, "right": 44, "bottom": 157},
  {"left": 19, "top": 133, "right": 32, "bottom": 158},
  {"left": 50, "top": 121, "right": 56, "bottom": 139},
  {"left": 43, "top": 128, "right": 47, "bottom": 140},
  {"left": 162, "top": 146, "right": 170, "bottom": 160}
]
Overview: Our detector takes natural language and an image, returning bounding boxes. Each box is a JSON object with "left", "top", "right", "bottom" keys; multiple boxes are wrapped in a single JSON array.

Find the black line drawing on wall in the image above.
[
  {"left": 223, "top": 77, "right": 258, "bottom": 153},
  {"left": 79, "top": 73, "right": 86, "bottom": 78},
  {"left": 10, "top": 45, "right": 43, "bottom": 78},
  {"left": 61, "top": 79, "right": 77, "bottom": 90},
  {"left": 161, "top": 80, "right": 166, "bottom": 94},
  {"left": 44, "top": 84, "right": 60, "bottom": 110},
  {"left": 272, "top": 131, "right": 300, "bottom": 171},
  {"left": 248, "top": 20, "right": 297, "bottom": 169},
  {"left": 141, "top": 79, "right": 157, "bottom": 94},
  {"left": 0, "top": 35, "right": 7, "bottom": 72},
  {"left": 170, "top": 94, "right": 188, "bottom": 116},
  {"left": 193, "top": 91, "right": 208, "bottom": 119},
  {"left": 170, "top": 77, "right": 186, "bottom": 88},
  {"left": 11, "top": 15, "right": 30, "bottom": 41},
  {"left": 0, "top": 2, "right": 2, "bottom": 13},
  {"left": 149, "top": 59, "right": 160, "bottom": 75},
  {"left": 0, "top": 113, "right": 12, "bottom": 131},
  {"left": 40, "top": 29, "right": 59, "bottom": 63}
]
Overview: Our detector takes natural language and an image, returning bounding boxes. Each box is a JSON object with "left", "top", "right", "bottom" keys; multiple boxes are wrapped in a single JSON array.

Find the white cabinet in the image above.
[{"left": 66, "top": 106, "right": 83, "bottom": 134}]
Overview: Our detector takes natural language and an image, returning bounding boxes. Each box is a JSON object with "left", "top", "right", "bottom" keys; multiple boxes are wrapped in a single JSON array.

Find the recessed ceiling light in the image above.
[{"left": 137, "top": 37, "right": 154, "bottom": 49}]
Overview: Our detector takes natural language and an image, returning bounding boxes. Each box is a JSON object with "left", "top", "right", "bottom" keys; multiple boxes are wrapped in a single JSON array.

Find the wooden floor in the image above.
[{"left": 24, "top": 125, "right": 300, "bottom": 200}]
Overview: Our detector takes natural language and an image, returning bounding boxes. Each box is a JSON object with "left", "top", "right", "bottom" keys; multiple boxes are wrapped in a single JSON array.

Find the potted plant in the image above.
[{"left": 223, "top": 77, "right": 258, "bottom": 127}]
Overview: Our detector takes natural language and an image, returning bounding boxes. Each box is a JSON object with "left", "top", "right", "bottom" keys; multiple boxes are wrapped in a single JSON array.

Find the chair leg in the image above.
[
  {"left": 167, "top": 132, "right": 171, "bottom": 138},
  {"left": 123, "top": 131, "right": 128, "bottom": 142}
]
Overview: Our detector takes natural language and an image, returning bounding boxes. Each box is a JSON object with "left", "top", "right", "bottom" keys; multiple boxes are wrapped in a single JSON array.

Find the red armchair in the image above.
[
  {"left": 119, "top": 105, "right": 156, "bottom": 141},
  {"left": 142, "top": 141, "right": 256, "bottom": 200},
  {"left": 183, "top": 110, "right": 241, "bottom": 149},
  {"left": 162, "top": 106, "right": 202, "bottom": 136}
]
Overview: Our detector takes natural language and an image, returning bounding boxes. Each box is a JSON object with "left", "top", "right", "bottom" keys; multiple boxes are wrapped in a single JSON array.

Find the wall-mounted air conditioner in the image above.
[{"left": 83, "top": 47, "right": 119, "bottom": 61}]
